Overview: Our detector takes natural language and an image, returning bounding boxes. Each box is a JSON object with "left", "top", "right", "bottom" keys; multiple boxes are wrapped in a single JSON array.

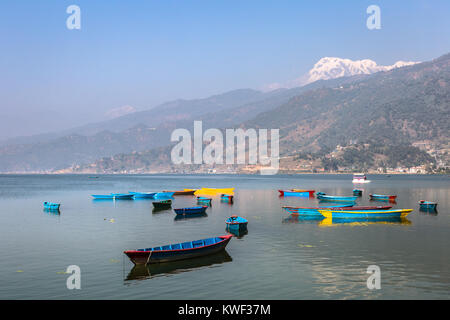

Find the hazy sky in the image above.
[{"left": 0, "top": 0, "right": 449, "bottom": 139}]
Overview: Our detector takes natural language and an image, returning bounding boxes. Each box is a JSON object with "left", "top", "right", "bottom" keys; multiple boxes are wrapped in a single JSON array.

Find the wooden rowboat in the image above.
[
  {"left": 418, "top": 200, "right": 437, "bottom": 211},
  {"left": 129, "top": 191, "right": 157, "bottom": 199},
  {"left": 124, "top": 235, "right": 232, "bottom": 265},
  {"left": 194, "top": 188, "right": 234, "bottom": 196},
  {"left": 92, "top": 193, "right": 134, "bottom": 200},
  {"left": 278, "top": 189, "right": 315, "bottom": 197},
  {"left": 284, "top": 205, "right": 392, "bottom": 216},
  {"left": 43, "top": 202, "right": 60, "bottom": 210},
  {"left": 152, "top": 199, "right": 172, "bottom": 209},
  {"left": 163, "top": 189, "right": 196, "bottom": 196},
  {"left": 369, "top": 194, "right": 397, "bottom": 201},
  {"left": 318, "top": 209, "right": 413, "bottom": 219},
  {"left": 316, "top": 192, "right": 358, "bottom": 202},
  {"left": 220, "top": 194, "right": 234, "bottom": 203},
  {"left": 225, "top": 215, "right": 248, "bottom": 228}
]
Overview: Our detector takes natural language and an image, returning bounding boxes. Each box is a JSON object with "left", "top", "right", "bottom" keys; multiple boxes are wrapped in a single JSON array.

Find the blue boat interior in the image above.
[{"left": 137, "top": 237, "right": 223, "bottom": 252}]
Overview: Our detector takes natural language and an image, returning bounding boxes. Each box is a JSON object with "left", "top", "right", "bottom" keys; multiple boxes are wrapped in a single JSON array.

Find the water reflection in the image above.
[
  {"left": 419, "top": 207, "right": 438, "bottom": 215},
  {"left": 174, "top": 213, "right": 208, "bottom": 221},
  {"left": 318, "top": 217, "right": 412, "bottom": 227},
  {"left": 125, "top": 250, "right": 232, "bottom": 281},
  {"left": 152, "top": 207, "right": 171, "bottom": 214},
  {"left": 282, "top": 214, "right": 324, "bottom": 224},
  {"left": 225, "top": 225, "right": 248, "bottom": 238},
  {"left": 43, "top": 208, "right": 60, "bottom": 215}
]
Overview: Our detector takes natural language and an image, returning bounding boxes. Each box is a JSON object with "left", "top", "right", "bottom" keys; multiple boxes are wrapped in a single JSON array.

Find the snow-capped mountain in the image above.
[
  {"left": 264, "top": 57, "right": 418, "bottom": 90},
  {"left": 307, "top": 57, "right": 418, "bottom": 83}
]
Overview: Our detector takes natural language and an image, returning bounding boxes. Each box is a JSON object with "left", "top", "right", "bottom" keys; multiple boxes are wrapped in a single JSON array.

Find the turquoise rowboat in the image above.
[
  {"left": 369, "top": 194, "right": 397, "bottom": 201},
  {"left": 129, "top": 191, "right": 157, "bottom": 199},
  {"left": 43, "top": 202, "right": 60, "bottom": 210},
  {"left": 154, "top": 192, "right": 175, "bottom": 199},
  {"left": 316, "top": 192, "right": 358, "bottom": 202},
  {"left": 318, "top": 208, "right": 413, "bottom": 219},
  {"left": 92, "top": 193, "right": 134, "bottom": 200},
  {"left": 418, "top": 200, "right": 437, "bottom": 211}
]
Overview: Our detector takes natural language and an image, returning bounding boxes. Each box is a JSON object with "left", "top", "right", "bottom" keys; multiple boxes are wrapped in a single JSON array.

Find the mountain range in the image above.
[{"left": 0, "top": 54, "right": 448, "bottom": 173}]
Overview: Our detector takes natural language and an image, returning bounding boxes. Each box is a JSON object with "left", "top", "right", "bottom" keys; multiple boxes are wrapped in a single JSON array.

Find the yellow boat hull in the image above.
[{"left": 194, "top": 188, "right": 235, "bottom": 196}]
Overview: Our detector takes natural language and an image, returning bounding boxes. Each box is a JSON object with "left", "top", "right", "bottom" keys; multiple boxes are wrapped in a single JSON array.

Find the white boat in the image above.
[{"left": 352, "top": 173, "right": 371, "bottom": 183}]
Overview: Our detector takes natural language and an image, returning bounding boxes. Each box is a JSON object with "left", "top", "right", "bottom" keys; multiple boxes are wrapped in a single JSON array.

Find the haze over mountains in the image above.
[{"left": 0, "top": 54, "right": 448, "bottom": 173}]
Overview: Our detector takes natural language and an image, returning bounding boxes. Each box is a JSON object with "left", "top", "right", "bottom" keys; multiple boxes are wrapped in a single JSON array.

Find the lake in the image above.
[{"left": 0, "top": 174, "right": 449, "bottom": 299}]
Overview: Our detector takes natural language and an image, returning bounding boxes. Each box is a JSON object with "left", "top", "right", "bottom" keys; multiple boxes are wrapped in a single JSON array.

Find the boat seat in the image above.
[
  {"left": 182, "top": 242, "right": 193, "bottom": 249},
  {"left": 171, "top": 243, "right": 182, "bottom": 250},
  {"left": 192, "top": 240, "right": 203, "bottom": 247},
  {"left": 204, "top": 238, "right": 215, "bottom": 246}
]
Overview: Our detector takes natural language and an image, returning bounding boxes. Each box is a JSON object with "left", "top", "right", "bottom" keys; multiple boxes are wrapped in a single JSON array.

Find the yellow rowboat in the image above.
[
  {"left": 194, "top": 188, "right": 235, "bottom": 196},
  {"left": 318, "top": 209, "right": 413, "bottom": 219}
]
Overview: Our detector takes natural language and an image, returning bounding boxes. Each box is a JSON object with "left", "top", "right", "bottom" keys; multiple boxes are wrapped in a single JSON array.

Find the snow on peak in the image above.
[
  {"left": 307, "top": 57, "right": 418, "bottom": 83},
  {"left": 262, "top": 57, "right": 419, "bottom": 91}
]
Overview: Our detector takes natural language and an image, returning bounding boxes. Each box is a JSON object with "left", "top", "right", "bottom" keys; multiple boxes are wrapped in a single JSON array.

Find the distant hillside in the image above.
[
  {"left": 67, "top": 53, "right": 450, "bottom": 174},
  {"left": 0, "top": 75, "right": 367, "bottom": 172},
  {"left": 246, "top": 53, "right": 449, "bottom": 155}
]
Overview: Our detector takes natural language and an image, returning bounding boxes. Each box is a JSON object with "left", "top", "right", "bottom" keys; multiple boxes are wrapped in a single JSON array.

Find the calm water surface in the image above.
[{"left": 0, "top": 174, "right": 449, "bottom": 299}]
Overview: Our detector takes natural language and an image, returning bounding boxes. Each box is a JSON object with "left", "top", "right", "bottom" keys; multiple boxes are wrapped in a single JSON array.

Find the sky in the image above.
[{"left": 0, "top": 0, "right": 449, "bottom": 139}]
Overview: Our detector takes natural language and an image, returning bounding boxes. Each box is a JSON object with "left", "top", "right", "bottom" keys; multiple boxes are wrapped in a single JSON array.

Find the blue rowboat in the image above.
[
  {"left": 220, "top": 194, "right": 234, "bottom": 202},
  {"left": 43, "top": 202, "right": 60, "bottom": 210},
  {"left": 154, "top": 192, "right": 175, "bottom": 199},
  {"left": 225, "top": 215, "right": 248, "bottom": 228},
  {"left": 129, "top": 191, "right": 157, "bottom": 199},
  {"left": 282, "top": 204, "right": 354, "bottom": 216},
  {"left": 317, "top": 193, "right": 358, "bottom": 202},
  {"left": 197, "top": 196, "right": 212, "bottom": 203},
  {"left": 124, "top": 235, "right": 233, "bottom": 265},
  {"left": 369, "top": 194, "right": 397, "bottom": 201},
  {"left": 418, "top": 200, "right": 437, "bottom": 211},
  {"left": 278, "top": 190, "right": 315, "bottom": 197},
  {"left": 92, "top": 193, "right": 134, "bottom": 200},
  {"left": 174, "top": 206, "right": 208, "bottom": 215},
  {"left": 318, "top": 208, "right": 413, "bottom": 219},
  {"left": 353, "top": 189, "right": 363, "bottom": 196}
]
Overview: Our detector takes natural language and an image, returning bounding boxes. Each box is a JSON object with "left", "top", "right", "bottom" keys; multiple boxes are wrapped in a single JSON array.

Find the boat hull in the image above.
[
  {"left": 418, "top": 201, "right": 437, "bottom": 211},
  {"left": 174, "top": 206, "right": 208, "bottom": 215},
  {"left": 92, "top": 194, "right": 134, "bottom": 200},
  {"left": 163, "top": 189, "right": 196, "bottom": 196},
  {"left": 130, "top": 192, "right": 157, "bottom": 199},
  {"left": 278, "top": 190, "right": 314, "bottom": 197},
  {"left": 369, "top": 194, "right": 397, "bottom": 201},
  {"left": 284, "top": 205, "right": 392, "bottom": 216},
  {"left": 43, "top": 202, "right": 61, "bottom": 210},
  {"left": 152, "top": 200, "right": 172, "bottom": 209},
  {"left": 317, "top": 194, "right": 358, "bottom": 202},
  {"left": 194, "top": 188, "right": 235, "bottom": 196},
  {"left": 318, "top": 209, "right": 413, "bottom": 219},
  {"left": 124, "top": 235, "right": 232, "bottom": 265},
  {"left": 154, "top": 192, "right": 175, "bottom": 199}
]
